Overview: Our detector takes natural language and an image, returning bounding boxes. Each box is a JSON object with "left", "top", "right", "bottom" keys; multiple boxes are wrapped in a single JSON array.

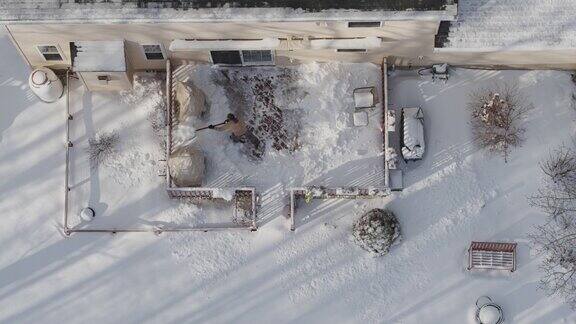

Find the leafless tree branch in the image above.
[
  {"left": 469, "top": 83, "right": 533, "bottom": 162},
  {"left": 529, "top": 144, "right": 576, "bottom": 308}
]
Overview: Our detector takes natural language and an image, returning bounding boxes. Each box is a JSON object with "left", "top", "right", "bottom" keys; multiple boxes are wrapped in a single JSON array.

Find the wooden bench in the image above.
[{"left": 468, "top": 241, "right": 517, "bottom": 272}]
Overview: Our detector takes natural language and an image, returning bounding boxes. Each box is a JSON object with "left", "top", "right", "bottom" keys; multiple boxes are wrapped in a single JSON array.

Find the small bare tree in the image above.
[
  {"left": 531, "top": 146, "right": 576, "bottom": 226},
  {"left": 469, "top": 83, "right": 533, "bottom": 162},
  {"left": 86, "top": 130, "right": 119, "bottom": 169},
  {"left": 530, "top": 221, "right": 576, "bottom": 308},
  {"left": 529, "top": 145, "right": 576, "bottom": 308}
]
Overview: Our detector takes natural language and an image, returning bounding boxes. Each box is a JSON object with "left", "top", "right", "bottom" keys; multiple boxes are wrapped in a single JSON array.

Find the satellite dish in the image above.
[{"left": 28, "top": 67, "right": 64, "bottom": 103}]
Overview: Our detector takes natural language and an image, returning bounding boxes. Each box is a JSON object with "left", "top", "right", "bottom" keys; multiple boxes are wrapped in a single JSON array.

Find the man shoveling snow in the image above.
[
  {"left": 199, "top": 114, "right": 263, "bottom": 159},
  {"left": 207, "top": 113, "right": 248, "bottom": 143}
]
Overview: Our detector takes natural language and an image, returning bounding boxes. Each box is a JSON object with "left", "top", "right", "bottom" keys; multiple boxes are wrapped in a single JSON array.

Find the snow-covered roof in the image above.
[
  {"left": 0, "top": 0, "right": 457, "bottom": 24},
  {"left": 73, "top": 41, "right": 126, "bottom": 72},
  {"left": 441, "top": 0, "right": 576, "bottom": 50}
]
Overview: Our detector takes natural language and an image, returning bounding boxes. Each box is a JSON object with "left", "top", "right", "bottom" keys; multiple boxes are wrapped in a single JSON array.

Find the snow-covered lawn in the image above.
[
  {"left": 66, "top": 73, "right": 244, "bottom": 229},
  {"left": 384, "top": 69, "right": 576, "bottom": 323},
  {"left": 1, "top": 24, "right": 576, "bottom": 323}
]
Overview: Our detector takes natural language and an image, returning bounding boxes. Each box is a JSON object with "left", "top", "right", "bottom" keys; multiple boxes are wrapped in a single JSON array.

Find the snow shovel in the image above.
[
  {"left": 197, "top": 114, "right": 239, "bottom": 132},
  {"left": 186, "top": 114, "right": 238, "bottom": 146},
  {"left": 196, "top": 121, "right": 227, "bottom": 132},
  {"left": 176, "top": 121, "right": 228, "bottom": 148}
]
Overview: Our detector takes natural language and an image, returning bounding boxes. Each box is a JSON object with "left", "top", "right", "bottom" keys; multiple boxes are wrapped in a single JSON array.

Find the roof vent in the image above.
[{"left": 347, "top": 21, "right": 382, "bottom": 28}]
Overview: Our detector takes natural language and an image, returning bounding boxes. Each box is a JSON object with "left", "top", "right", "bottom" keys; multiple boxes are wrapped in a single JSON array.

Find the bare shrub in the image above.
[
  {"left": 530, "top": 221, "right": 576, "bottom": 308},
  {"left": 148, "top": 103, "right": 167, "bottom": 149},
  {"left": 529, "top": 145, "right": 576, "bottom": 308},
  {"left": 469, "top": 83, "right": 533, "bottom": 162},
  {"left": 353, "top": 209, "right": 401, "bottom": 256},
  {"left": 530, "top": 146, "right": 576, "bottom": 226},
  {"left": 86, "top": 131, "right": 119, "bottom": 169}
]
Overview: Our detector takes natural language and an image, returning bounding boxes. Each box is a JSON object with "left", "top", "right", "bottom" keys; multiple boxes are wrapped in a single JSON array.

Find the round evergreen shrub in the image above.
[{"left": 353, "top": 208, "right": 401, "bottom": 256}]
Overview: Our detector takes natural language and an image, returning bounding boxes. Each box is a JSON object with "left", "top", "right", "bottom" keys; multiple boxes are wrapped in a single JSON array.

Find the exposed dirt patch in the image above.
[{"left": 212, "top": 68, "right": 301, "bottom": 160}]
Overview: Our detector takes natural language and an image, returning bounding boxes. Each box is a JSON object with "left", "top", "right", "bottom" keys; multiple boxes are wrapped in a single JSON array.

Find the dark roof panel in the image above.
[
  {"left": 0, "top": 0, "right": 457, "bottom": 23},
  {"left": 132, "top": 0, "right": 453, "bottom": 11}
]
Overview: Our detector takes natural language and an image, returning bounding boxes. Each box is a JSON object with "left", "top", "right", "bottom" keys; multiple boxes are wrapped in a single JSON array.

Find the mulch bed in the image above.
[{"left": 214, "top": 68, "right": 301, "bottom": 160}]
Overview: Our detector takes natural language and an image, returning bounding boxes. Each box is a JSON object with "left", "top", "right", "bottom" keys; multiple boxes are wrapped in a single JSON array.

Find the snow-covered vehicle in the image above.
[{"left": 401, "top": 107, "right": 425, "bottom": 161}]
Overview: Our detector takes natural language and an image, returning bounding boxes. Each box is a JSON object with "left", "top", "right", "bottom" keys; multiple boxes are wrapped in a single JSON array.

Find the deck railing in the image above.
[
  {"left": 165, "top": 60, "right": 258, "bottom": 231},
  {"left": 62, "top": 62, "right": 257, "bottom": 235}
]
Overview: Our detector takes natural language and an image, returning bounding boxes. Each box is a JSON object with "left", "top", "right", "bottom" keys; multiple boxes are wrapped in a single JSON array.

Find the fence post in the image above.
[
  {"left": 63, "top": 68, "right": 71, "bottom": 235},
  {"left": 165, "top": 59, "right": 172, "bottom": 192}
]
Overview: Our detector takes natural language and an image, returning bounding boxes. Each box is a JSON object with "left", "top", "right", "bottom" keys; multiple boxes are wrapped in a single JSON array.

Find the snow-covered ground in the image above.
[
  {"left": 2, "top": 24, "right": 576, "bottom": 323},
  {"left": 66, "top": 74, "right": 243, "bottom": 229},
  {"left": 66, "top": 62, "right": 384, "bottom": 230},
  {"left": 171, "top": 63, "right": 385, "bottom": 226},
  {"left": 174, "top": 63, "right": 384, "bottom": 190}
]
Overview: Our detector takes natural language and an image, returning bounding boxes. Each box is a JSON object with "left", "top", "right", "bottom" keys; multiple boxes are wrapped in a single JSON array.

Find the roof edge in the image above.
[{"left": 0, "top": 5, "right": 457, "bottom": 25}]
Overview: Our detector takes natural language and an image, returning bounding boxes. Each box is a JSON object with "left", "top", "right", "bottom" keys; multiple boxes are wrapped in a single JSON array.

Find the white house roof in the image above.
[
  {"left": 442, "top": 0, "right": 576, "bottom": 50},
  {"left": 73, "top": 41, "right": 126, "bottom": 72},
  {"left": 0, "top": 0, "right": 457, "bottom": 24}
]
